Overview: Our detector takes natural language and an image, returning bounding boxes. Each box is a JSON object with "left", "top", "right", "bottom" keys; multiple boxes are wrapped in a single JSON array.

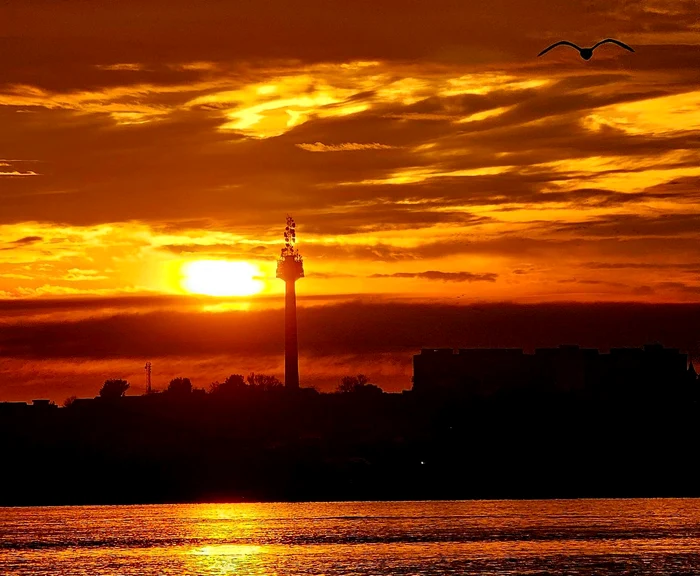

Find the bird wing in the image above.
[
  {"left": 537, "top": 40, "right": 582, "bottom": 57},
  {"left": 592, "top": 38, "right": 635, "bottom": 52}
]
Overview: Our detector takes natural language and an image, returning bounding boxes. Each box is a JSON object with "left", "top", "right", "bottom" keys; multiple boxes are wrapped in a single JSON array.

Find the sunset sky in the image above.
[{"left": 1, "top": 1, "right": 699, "bottom": 400}]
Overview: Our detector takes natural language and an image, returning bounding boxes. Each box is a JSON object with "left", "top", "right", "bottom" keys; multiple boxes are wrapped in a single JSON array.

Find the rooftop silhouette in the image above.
[{"left": 414, "top": 343, "right": 695, "bottom": 399}]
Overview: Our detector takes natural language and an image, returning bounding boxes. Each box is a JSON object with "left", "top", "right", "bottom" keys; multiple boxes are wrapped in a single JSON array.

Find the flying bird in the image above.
[{"left": 537, "top": 39, "right": 635, "bottom": 60}]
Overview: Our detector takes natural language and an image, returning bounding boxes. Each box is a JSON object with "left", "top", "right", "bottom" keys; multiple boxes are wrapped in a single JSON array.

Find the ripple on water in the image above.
[{"left": 2, "top": 499, "right": 700, "bottom": 575}]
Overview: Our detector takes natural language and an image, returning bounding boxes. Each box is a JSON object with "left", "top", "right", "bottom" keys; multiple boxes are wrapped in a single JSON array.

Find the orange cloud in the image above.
[{"left": 296, "top": 142, "right": 396, "bottom": 152}]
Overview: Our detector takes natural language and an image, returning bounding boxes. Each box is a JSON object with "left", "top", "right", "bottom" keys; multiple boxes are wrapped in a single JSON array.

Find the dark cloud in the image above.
[
  {"left": 584, "top": 261, "right": 700, "bottom": 272},
  {"left": 3, "top": 1, "right": 698, "bottom": 75},
  {"left": 557, "top": 278, "right": 628, "bottom": 287},
  {"left": 551, "top": 213, "right": 700, "bottom": 237},
  {"left": 2, "top": 299, "right": 698, "bottom": 361},
  {"left": 369, "top": 271, "right": 498, "bottom": 282},
  {"left": 160, "top": 243, "right": 273, "bottom": 258},
  {"left": 0, "top": 292, "right": 376, "bottom": 318},
  {"left": 0, "top": 1, "right": 614, "bottom": 74},
  {"left": 300, "top": 209, "right": 491, "bottom": 236},
  {"left": 301, "top": 234, "right": 700, "bottom": 262},
  {"left": 655, "top": 282, "right": 700, "bottom": 295},
  {"left": 305, "top": 272, "right": 356, "bottom": 279},
  {"left": 1, "top": 236, "right": 43, "bottom": 250}
]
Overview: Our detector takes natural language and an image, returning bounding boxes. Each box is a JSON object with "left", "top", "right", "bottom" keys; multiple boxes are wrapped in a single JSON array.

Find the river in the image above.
[{"left": 2, "top": 499, "right": 700, "bottom": 574}]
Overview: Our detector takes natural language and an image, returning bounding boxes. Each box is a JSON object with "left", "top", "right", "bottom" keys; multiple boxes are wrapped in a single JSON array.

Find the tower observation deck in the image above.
[{"left": 276, "top": 216, "right": 304, "bottom": 389}]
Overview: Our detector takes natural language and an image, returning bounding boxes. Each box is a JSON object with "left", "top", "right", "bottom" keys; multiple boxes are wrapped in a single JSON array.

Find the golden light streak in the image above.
[
  {"left": 457, "top": 106, "right": 513, "bottom": 123},
  {"left": 585, "top": 92, "right": 700, "bottom": 135},
  {"left": 342, "top": 165, "right": 515, "bottom": 185},
  {"left": 442, "top": 74, "right": 550, "bottom": 96}
]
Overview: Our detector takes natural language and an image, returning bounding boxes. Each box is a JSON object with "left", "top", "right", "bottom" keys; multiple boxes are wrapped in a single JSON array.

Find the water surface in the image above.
[{"left": 2, "top": 499, "right": 700, "bottom": 575}]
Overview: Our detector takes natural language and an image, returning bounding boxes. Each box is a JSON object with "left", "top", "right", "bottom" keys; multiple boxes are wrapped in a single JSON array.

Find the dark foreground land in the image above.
[{"left": 2, "top": 375, "right": 699, "bottom": 506}]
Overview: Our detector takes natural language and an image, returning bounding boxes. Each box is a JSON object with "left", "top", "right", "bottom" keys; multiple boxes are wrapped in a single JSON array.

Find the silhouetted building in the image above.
[
  {"left": 31, "top": 399, "right": 53, "bottom": 407},
  {"left": 276, "top": 216, "right": 304, "bottom": 389},
  {"left": 413, "top": 344, "right": 695, "bottom": 399},
  {"left": 0, "top": 402, "right": 29, "bottom": 417}
]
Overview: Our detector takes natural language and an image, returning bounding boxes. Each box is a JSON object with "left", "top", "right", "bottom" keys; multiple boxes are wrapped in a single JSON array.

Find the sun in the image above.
[{"left": 181, "top": 260, "right": 265, "bottom": 297}]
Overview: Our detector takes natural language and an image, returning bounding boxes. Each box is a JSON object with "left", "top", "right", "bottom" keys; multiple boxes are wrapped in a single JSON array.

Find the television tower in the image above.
[{"left": 276, "top": 216, "right": 304, "bottom": 389}]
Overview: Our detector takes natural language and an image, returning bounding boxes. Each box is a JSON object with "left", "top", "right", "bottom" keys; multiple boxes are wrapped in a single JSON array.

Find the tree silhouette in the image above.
[
  {"left": 99, "top": 379, "right": 130, "bottom": 399},
  {"left": 209, "top": 374, "right": 246, "bottom": 395},
  {"left": 63, "top": 396, "right": 77, "bottom": 408},
  {"left": 167, "top": 377, "right": 193, "bottom": 395},
  {"left": 247, "top": 372, "right": 283, "bottom": 391},
  {"left": 338, "top": 374, "right": 370, "bottom": 393},
  {"left": 355, "top": 383, "right": 384, "bottom": 396}
]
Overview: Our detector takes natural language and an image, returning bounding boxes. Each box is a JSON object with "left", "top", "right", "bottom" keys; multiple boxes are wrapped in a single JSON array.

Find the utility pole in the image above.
[{"left": 144, "top": 361, "right": 152, "bottom": 394}]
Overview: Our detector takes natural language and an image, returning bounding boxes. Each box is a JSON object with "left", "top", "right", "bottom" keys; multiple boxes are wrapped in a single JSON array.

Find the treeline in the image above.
[{"left": 61, "top": 373, "right": 383, "bottom": 406}]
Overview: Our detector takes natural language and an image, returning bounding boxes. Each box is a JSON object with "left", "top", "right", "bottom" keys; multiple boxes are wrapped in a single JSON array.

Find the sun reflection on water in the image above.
[
  {"left": 4, "top": 500, "right": 700, "bottom": 575},
  {"left": 189, "top": 544, "right": 264, "bottom": 575}
]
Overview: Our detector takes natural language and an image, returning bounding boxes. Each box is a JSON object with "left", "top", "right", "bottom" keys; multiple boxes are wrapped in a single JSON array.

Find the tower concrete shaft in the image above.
[
  {"left": 276, "top": 216, "right": 304, "bottom": 390},
  {"left": 284, "top": 278, "right": 299, "bottom": 389}
]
